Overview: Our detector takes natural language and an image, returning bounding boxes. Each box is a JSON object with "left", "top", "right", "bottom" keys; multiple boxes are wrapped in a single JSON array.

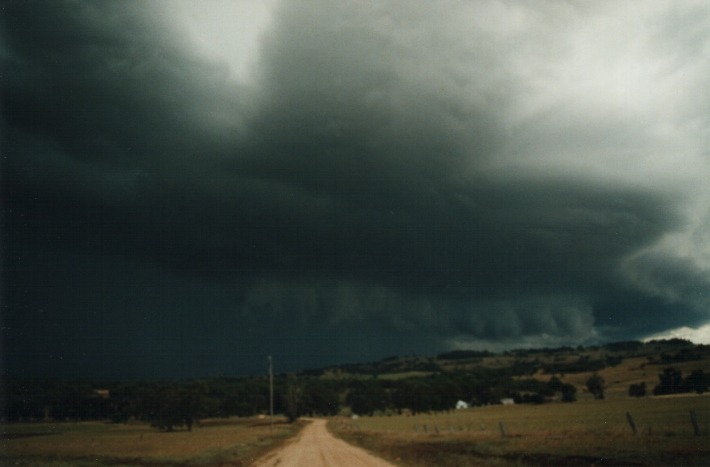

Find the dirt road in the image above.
[{"left": 252, "top": 419, "right": 394, "bottom": 467}]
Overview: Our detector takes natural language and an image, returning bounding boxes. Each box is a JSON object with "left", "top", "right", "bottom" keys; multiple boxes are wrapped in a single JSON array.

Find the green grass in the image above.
[
  {"left": 0, "top": 417, "right": 304, "bottom": 466},
  {"left": 331, "top": 395, "right": 710, "bottom": 466}
]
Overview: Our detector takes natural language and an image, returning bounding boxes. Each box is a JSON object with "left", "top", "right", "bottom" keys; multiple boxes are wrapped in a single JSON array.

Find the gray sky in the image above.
[{"left": 2, "top": 0, "right": 709, "bottom": 379}]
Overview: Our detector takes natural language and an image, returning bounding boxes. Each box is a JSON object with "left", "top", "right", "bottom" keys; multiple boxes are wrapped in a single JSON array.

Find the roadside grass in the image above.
[
  {"left": 1, "top": 417, "right": 304, "bottom": 466},
  {"left": 331, "top": 395, "right": 710, "bottom": 466}
]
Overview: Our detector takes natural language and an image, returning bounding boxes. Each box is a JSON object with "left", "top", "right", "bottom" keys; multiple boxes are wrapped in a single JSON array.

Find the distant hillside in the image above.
[
  {"left": 4, "top": 338, "right": 708, "bottom": 424},
  {"left": 299, "top": 338, "right": 700, "bottom": 376},
  {"left": 298, "top": 338, "right": 710, "bottom": 400}
]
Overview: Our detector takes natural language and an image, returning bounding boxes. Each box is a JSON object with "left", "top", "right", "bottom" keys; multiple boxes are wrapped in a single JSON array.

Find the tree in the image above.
[
  {"left": 346, "top": 380, "right": 388, "bottom": 416},
  {"left": 149, "top": 384, "right": 183, "bottom": 431},
  {"left": 653, "top": 367, "right": 683, "bottom": 395},
  {"left": 392, "top": 380, "right": 428, "bottom": 415},
  {"left": 282, "top": 377, "right": 304, "bottom": 423},
  {"left": 178, "top": 382, "right": 208, "bottom": 431},
  {"left": 560, "top": 383, "right": 577, "bottom": 402},
  {"left": 628, "top": 382, "right": 647, "bottom": 397},
  {"left": 147, "top": 382, "right": 208, "bottom": 432},
  {"left": 547, "top": 376, "right": 564, "bottom": 393},
  {"left": 586, "top": 374, "right": 605, "bottom": 399},
  {"left": 302, "top": 380, "right": 340, "bottom": 416},
  {"left": 682, "top": 370, "right": 708, "bottom": 394}
]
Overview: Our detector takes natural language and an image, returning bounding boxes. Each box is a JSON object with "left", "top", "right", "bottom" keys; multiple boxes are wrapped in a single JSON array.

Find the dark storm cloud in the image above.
[{"left": 3, "top": 0, "right": 710, "bottom": 378}]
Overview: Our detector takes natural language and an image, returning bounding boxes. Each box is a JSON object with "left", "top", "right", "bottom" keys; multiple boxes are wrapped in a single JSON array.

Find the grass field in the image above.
[
  {"left": 331, "top": 395, "right": 710, "bottom": 466},
  {"left": 0, "top": 417, "right": 303, "bottom": 466}
]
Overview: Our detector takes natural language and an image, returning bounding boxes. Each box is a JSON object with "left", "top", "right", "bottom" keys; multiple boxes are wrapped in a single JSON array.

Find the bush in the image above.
[
  {"left": 560, "top": 383, "right": 577, "bottom": 402},
  {"left": 653, "top": 368, "right": 684, "bottom": 396},
  {"left": 683, "top": 370, "right": 709, "bottom": 394},
  {"left": 586, "top": 374, "right": 605, "bottom": 400},
  {"left": 628, "top": 382, "right": 646, "bottom": 397}
]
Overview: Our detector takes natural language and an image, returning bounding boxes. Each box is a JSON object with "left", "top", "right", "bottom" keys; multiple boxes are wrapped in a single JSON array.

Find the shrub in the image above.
[
  {"left": 628, "top": 382, "right": 646, "bottom": 397},
  {"left": 586, "top": 374, "right": 605, "bottom": 400}
]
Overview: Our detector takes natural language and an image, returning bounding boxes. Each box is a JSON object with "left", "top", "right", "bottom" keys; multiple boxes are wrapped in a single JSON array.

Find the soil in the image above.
[{"left": 252, "top": 419, "right": 395, "bottom": 467}]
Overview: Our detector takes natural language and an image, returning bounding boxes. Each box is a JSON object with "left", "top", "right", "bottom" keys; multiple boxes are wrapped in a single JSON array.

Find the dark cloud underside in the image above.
[{"left": 2, "top": 0, "right": 709, "bottom": 378}]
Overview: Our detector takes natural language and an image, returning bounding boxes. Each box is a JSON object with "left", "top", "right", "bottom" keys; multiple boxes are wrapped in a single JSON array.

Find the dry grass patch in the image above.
[
  {"left": 1, "top": 417, "right": 304, "bottom": 466},
  {"left": 522, "top": 353, "right": 710, "bottom": 401},
  {"left": 332, "top": 396, "right": 710, "bottom": 466}
]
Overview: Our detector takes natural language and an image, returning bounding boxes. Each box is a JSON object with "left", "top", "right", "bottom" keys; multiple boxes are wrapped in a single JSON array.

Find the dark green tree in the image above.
[
  {"left": 560, "top": 383, "right": 577, "bottom": 402},
  {"left": 346, "top": 380, "right": 388, "bottom": 416},
  {"left": 149, "top": 384, "right": 183, "bottom": 431},
  {"left": 282, "top": 377, "right": 304, "bottom": 423},
  {"left": 147, "top": 382, "right": 208, "bottom": 431},
  {"left": 682, "top": 369, "right": 708, "bottom": 394},
  {"left": 628, "top": 382, "right": 647, "bottom": 397},
  {"left": 302, "top": 380, "right": 340, "bottom": 416},
  {"left": 653, "top": 367, "right": 683, "bottom": 395},
  {"left": 547, "top": 376, "right": 564, "bottom": 393},
  {"left": 586, "top": 374, "right": 605, "bottom": 399},
  {"left": 178, "top": 381, "right": 208, "bottom": 431}
]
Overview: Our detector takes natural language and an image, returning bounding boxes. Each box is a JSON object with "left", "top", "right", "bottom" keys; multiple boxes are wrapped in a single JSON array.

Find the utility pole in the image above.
[{"left": 268, "top": 355, "right": 273, "bottom": 432}]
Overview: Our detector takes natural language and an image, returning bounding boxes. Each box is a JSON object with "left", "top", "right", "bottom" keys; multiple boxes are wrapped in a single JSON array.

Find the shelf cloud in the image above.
[{"left": 3, "top": 0, "right": 710, "bottom": 378}]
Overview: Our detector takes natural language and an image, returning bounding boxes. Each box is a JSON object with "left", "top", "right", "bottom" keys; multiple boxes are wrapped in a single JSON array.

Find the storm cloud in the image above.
[{"left": 2, "top": 0, "right": 710, "bottom": 378}]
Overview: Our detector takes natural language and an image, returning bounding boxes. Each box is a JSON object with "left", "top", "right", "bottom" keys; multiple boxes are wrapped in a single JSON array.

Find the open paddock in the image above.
[
  {"left": 331, "top": 395, "right": 710, "bottom": 466},
  {"left": 0, "top": 416, "right": 303, "bottom": 466}
]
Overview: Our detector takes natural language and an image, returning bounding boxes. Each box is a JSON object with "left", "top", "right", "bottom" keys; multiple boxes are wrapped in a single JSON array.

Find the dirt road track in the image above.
[{"left": 252, "top": 419, "right": 395, "bottom": 467}]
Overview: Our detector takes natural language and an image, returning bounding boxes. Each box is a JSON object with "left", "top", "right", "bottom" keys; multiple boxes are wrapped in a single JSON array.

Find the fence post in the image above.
[
  {"left": 499, "top": 421, "right": 507, "bottom": 437},
  {"left": 690, "top": 410, "right": 700, "bottom": 436},
  {"left": 626, "top": 412, "right": 637, "bottom": 435}
]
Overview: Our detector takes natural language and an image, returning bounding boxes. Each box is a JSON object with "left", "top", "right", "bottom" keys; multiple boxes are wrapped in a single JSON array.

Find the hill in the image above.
[
  {"left": 3, "top": 339, "right": 709, "bottom": 424},
  {"left": 299, "top": 338, "right": 710, "bottom": 401}
]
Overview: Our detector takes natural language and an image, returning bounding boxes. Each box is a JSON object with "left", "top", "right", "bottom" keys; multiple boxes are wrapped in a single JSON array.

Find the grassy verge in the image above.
[
  {"left": 1, "top": 417, "right": 305, "bottom": 466},
  {"left": 331, "top": 395, "right": 710, "bottom": 466}
]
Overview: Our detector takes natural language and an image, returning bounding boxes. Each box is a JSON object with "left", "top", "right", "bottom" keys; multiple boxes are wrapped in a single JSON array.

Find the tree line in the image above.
[
  {"left": 4, "top": 368, "right": 706, "bottom": 428},
  {"left": 1, "top": 377, "right": 340, "bottom": 428},
  {"left": 2, "top": 369, "right": 581, "bottom": 427},
  {"left": 3, "top": 338, "right": 706, "bottom": 429},
  {"left": 628, "top": 368, "right": 709, "bottom": 397}
]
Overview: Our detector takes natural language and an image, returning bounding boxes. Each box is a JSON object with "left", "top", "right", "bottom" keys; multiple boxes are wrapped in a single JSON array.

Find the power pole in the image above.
[{"left": 268, "top": 355, "right": 273, "bottom": 432}]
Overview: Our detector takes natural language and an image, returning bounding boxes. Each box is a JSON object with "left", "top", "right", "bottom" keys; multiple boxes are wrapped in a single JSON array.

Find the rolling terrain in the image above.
[{"left": 2, "top": 339, "right": 709, "bottom": 465}]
